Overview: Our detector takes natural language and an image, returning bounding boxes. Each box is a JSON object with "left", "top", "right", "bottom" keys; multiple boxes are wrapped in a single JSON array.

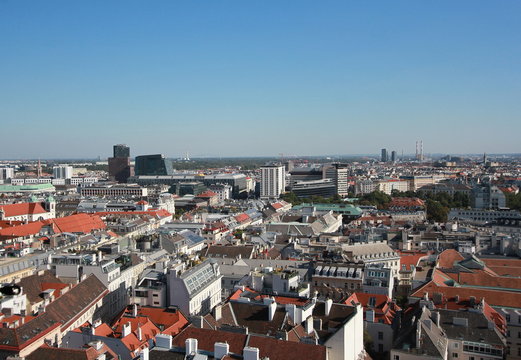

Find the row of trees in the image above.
[
  {"left": 280, "top": 192, "right": 346, "bottom": 206},
  {"left": 355, "top": 190, "right": 471, "bottom": 223}
]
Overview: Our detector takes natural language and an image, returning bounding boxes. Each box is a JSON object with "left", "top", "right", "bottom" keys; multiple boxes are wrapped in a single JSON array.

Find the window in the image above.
[
  {"left": 453, "top": 343, "right": 459, "bottom": 349},
  {"left": 378, "top": 332, "right": 383, "bottom": 340},
  {"left": 452, "top": 353, "right": 458, "bottom": 358},
  {"left": 393, "top": 355, "right": 400, "bottom": 360},
  {"left": 378, "top": 344, "right": 384, "bottom": 353}
]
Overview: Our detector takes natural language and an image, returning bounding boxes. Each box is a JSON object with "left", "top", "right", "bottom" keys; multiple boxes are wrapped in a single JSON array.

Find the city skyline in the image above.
[{"left": 1, "top": 1, "right": 520, "bottom": 158}]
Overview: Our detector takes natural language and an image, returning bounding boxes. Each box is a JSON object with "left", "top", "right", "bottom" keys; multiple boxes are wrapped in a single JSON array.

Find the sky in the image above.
[{"left": 1, "top": 1, "right": 520, "bottom": 159}]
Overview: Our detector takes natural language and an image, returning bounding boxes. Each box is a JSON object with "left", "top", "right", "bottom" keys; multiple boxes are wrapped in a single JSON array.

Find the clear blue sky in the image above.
[{"left": 1, "top": 1, "right": 520, "bottom": 159}]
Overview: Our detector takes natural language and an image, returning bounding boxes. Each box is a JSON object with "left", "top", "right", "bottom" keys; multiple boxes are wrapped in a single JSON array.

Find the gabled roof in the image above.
[
  {"left": 44, "top": 214, "right": 106, "bottom": 233},
  {"left": 0, "top": 202, "right": 48, "bottom": 217},
  {"left": 17, "top": 270, "right": 65, "bottom": 304},
  {"left": 0, "top": 275, "right": 108, "bottom": 351},
  {"left": 119, "top": 306, "right": 189, "bottom": 336},
  {"left": 437, "top": 249, "right": 465, "bottom": 269},
  {"left": 171, "top": 326, "right": 327, "bottom": 360},
  {"left": 0, "top": 221, "right": 46, "bottom": 239},
  {"left": 26, "top": 343, "right": 118, "bottom": 360},
  {"left": 204, "top": 245, "right": 254, "bottom": 259},
  {"left": 344, "top": 293, "right": 400, "bottom": 325}
]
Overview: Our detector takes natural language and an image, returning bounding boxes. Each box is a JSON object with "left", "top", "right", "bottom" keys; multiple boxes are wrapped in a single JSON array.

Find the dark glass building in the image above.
[
  {"left": 134, "top": 154, "right": 174, "bottom": 176},
  {"left": 113, "top": 144, "right": 130, "bottom": 158},
  {"left": 109, "top": 144, "right": 132, "bottom": 183}
]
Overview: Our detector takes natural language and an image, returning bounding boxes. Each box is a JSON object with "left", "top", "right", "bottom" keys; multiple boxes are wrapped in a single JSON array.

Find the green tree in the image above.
[
  {"left": 426, "top": 199, "right": 448, "bottom": 222},
  {"left": 506, "top": 192, "right": 521, "bottom": 211}
]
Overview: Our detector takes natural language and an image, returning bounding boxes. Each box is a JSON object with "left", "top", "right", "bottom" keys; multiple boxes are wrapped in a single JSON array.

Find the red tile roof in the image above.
[
  {"left": 44, "top": 213, "right": 106, "bottom": 233},
  {"left": 196, "top": 191, "right": 217, "bottom": 198},
  {"left": 437, "top": 249, "right": 465, "bottom": 269},
  {"left": 0, "top": 202, "right": 48, "bottom": 217},
  {"left": 119, "top": 306, "right": 189, "bottom": 337},
  {"left": 410, "top": 281, "right": 521, "bottom": 309},
  {"left": 344, "top": 293, "right": 400, "bottom": 325},
  {"left": 234, "top": 213, "right": 250, "bottom": 223},
  {"left": 173, "top": 326, "right": 327, "bottom": 360},
  {"left": 0, "top": 221, "right": 46, "bottom": 239}
]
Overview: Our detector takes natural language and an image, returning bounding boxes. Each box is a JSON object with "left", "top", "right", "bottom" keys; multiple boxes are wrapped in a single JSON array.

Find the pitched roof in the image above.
[
  {"left": 0, "top": 221, "right": 45, "bottom": 239},
  {"left": 410, "top": 281, "right": 521, "bottom": 309},
  {"left": 0, "top": 202, "right": 48, "bottom": 217},
  {"left": 204, "top": 245, "right": 254, "bottom": 259},
  {"left": 437, "top": 249, "right": 465, "bottom": 268},
  {"left": 0, "top": 275, "right": 108, "bottom": 351},
  {"left": 172, "top": 326, "right": 327, "bottom": 360},
  {"left": 17, "top": 270, "right": 65, "bottom": 304},
  {"left": 44, "top": 213, "right": 106, "bottom": 233},
  {"left": 344, "top": 293, "right": 400, "bottom": 325},
  {"left": 120, "top": 306, "right": 189, "bottom": 336},
  {"left": 234, "top": 213, "right": 250, "bottom": 223},
  {"left": 26, "top": 344, "right": 118, "bottom": 360}
]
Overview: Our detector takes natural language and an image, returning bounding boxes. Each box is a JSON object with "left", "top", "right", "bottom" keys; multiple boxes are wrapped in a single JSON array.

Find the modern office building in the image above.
[
  {"left": 135, "top": 154, "right": 174, "bottom": 176},
  {"left": 260, "top": 163, "right": 285, "bottom": 200},
  {"left": 323, "top": 162, "right": 349, "bottom": 196},
  {"left": 113, "top": 144, "right": 130, "bottom": 158},
  {"left": 52, "top": 165, "right": 73, "bottom": 179},
  {"left": 292, "top": 179, "right": 336, "bottom": 198},
  {"left": 381, "top": 149, "right": 388, "bottom": 162},
  {"left": 108, "top": 144, "right": 133, "bottom": 183},
  {"left": 289, "top": 167, "right": 323, "bottom": 189},
  {"left": 391, "top": 151, "right": 397, "bottom": 162}
]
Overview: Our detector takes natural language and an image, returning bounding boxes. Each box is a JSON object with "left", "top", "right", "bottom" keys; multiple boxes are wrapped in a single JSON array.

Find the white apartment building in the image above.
[
  {"left": 375, "top": 179, "right": 410, "bottom": 195},
  {"left": 0, "top": 167, "right": 15, "bottom": 181},
  {"left": 343, "top": 243, "right": 401, "bottom": 277},
  {"left": 168, "top": 260, "right": 222, "bottom": 316},
  {"left": 323, "top": 163, "right": 349, "bottom": 196},
  {"left": 53, "top": 165, "right": 73, "bottom": 179},
  {"left": 260, "top": 164, "right": 286, "bottom": 200}
]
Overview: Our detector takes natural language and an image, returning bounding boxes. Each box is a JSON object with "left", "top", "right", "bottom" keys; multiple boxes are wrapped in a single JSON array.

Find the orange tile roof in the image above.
[
  {"left": 0, "top": 221, "right": 45, "bottom": 239},
  {"left": 120, "top": 306, "right": 189, "bottom": 337},
  {"left": 44, "top": 213, "right": 106, "bottom": 233},
  {"left": 234, "top": 213, "right": 250, "bottom": 223},
  {"left": 437, "top": 249, "right": 465, "bottom": 268},
  {"left": 344, "top": 293, "right": 400, "bottom": 325},
  {"left": 196, "top": 191, "right": 217, "bottom": 198},
  {"left": 0, "top": 202, "right": 48, "bottom": 217},
  {"left": 410, "top": 281, "right": 521, "bottom": 309}
]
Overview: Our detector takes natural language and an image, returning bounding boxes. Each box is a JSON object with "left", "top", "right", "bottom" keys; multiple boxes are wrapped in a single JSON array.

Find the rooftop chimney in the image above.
[
  {"left": 140, "top": 346, "right": 149, "bottom": 360},
  {"left": 155, "top": 334, "right": 172, "bottom": 349},
  {"left": 432, "top": 312, "right": 441, "bottom": 327},
  {"left": 137, "top": 326, "right": 142, "bottom": 341},
  {"left": 263, "top": 297, "right": 277, "bottom": 321},
  {"left": 325, "top": 299, "right": 333, "bottom": 316},
  {"left": 305, "top": 316, "right": 314, "bottom": 334},
  {"left": 186, "top": 338, "right": 198, "bottom": 355},
  {"left": 243, "top": 346, "right": 260, "bottom": 360},
  {"left": 453, "top": 317, "right": 468, "bottom": 327},
  {"left": 366, "top": 310, "right": 375, "bottom": 323},
  {"left": 122, "top": 322, "right": 131, "bottom": 338},
  {"left": 214, "top": 342, "right": 229, "bottom": 359},
  {"left": 88, "top": 340, "right": 103, "bottom": 351},
  {"left": 213, "top": 304, "right": 222, "bottom": 322},
  {"left": 132, "top": 304, "right": 138, "bottom": 317}
]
